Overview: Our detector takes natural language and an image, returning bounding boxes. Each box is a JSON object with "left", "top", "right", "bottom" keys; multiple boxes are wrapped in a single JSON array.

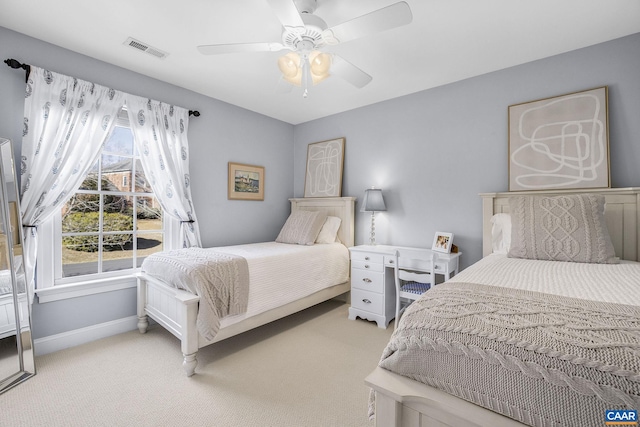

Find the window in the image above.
[{"left": 56, "top": 120, "right": 164, "bottom": 281}]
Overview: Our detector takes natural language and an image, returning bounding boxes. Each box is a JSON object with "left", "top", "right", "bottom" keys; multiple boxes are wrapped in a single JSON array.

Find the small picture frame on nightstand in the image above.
[{"left": 432, "top": 232, "right": 453, "bottom": 253}]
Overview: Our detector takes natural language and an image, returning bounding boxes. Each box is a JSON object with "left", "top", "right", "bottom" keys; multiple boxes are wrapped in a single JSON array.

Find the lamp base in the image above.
[{"left": 368, "top": 212, "right": 377, "bottom": 245}]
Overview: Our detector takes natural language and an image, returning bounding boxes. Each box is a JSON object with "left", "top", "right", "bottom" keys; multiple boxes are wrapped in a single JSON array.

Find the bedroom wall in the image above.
[
  {"left": 293, "top": 32, "right": 640, "bottom": 270},
  {"left": 0, "top": 26, "right": 294, "bottom": 339}
]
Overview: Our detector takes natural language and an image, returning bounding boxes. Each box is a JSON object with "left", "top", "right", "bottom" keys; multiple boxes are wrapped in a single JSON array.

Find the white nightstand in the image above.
[{"left": 347, "top": 245, "right": 462, "bottom": 328}]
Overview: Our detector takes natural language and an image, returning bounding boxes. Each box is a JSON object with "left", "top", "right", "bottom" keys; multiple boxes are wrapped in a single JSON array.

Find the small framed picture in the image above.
[
  {"left": 228, "top": 162, "right": 265, "bottom": 201},
  {"left": 432, "top": 232, "right": 453, "bottom": 253}
]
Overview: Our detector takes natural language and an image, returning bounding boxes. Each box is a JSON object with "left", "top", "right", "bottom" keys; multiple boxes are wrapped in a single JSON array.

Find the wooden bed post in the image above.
[
  {"left": 373, "top": 391, "right": 402, "bottom": 426},
  {"left": 137, "top": 276, "right": 149, "bottom": 334},
  {"left": 178, "top": 294, "right": 199, "bottom": 377}
]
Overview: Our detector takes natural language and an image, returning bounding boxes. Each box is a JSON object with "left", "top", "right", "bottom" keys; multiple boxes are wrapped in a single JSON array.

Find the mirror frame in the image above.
[{"left": 0, "top": 137, "right": 35, "bottom": 394}]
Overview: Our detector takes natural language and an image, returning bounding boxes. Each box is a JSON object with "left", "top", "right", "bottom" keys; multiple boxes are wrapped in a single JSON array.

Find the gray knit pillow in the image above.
[
  {"left": 276, "top": 210, "right": 328, "bottom": 245},
  {"left": 507, "top": 194, "right": 618, "bottom": 264}
]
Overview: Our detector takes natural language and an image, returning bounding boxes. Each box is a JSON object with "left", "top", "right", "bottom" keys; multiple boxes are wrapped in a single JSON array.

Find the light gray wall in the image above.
[
  {"left": 294, "top": 32, "right": 640, "bottom": 270},
  {"left": 0, "top": 26, "right": 294, "bottom": 338}
]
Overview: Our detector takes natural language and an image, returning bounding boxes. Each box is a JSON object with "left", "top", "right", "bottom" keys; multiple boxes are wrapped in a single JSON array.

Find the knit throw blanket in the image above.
[
  {"left": 142, "top": 247, "right": 250, "bottom": 341},
  {"left": 374, "top": 282, "right": 640, "bottom": 426}
]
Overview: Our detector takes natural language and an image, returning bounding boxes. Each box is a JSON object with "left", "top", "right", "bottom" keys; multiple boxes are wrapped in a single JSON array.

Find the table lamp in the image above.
[{"left": 361, "top": 188, "right": 386, "bottom": 245}]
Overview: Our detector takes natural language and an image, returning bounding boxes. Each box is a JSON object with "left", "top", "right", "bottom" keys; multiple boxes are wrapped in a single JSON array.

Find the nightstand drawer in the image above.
[
  {"left": 351, "top": 269, "right": 384, "bottom": 293},
  {"left": 350, "top": 251, "right": 384, "bottom": 264},
  {"left": 351, "top": 289, "right": 383, "bottom": 314},
  {"left": 352, "top": 260, "right": 384, "bottom": 273}
]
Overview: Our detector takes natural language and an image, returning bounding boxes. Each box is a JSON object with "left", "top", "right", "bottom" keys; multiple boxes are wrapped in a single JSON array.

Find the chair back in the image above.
[{"left": 393, "top": 248, "right": 437, "bottom": 328}]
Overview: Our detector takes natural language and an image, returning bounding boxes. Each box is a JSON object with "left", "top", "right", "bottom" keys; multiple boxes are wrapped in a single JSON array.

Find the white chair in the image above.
[{"left": 394, "top": 249, "right": 437, "bottom": 329}]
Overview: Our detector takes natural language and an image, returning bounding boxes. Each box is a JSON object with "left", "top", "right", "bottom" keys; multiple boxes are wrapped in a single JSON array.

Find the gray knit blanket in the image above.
[
  {"left": 375, "top": 282, "right": 640, "bottom": 426},
  {"left": 142, "top": 247, "right": 250, "bottom": 341}
]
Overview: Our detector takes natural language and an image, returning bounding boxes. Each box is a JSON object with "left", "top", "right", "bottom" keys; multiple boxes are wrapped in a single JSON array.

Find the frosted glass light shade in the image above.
[{"left": 277, "top": 51, "right": 332, "bottom": 86}]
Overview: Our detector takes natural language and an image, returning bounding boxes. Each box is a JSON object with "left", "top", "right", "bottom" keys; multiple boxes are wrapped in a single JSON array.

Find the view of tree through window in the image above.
[{"left": 61, "top": 126, "right": 164, "bottom": 277}]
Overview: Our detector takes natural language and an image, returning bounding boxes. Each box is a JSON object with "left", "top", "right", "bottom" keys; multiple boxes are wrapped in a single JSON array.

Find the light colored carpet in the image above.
[{"left": 1, "top": 300, "right": 394, "bottom": 427}]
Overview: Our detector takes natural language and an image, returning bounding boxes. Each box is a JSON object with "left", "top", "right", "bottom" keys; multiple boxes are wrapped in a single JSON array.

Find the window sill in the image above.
[{"left": 35, "top": 274, "right": 137, "bottom": 303}]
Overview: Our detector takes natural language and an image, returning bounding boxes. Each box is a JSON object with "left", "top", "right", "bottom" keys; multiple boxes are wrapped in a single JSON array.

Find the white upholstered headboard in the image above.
[
  {"left": 289, "top": 197, "right": 356, "bottom": 248},
  {"left": 480, "top": 187, "right": 640, "bottom": 262}
]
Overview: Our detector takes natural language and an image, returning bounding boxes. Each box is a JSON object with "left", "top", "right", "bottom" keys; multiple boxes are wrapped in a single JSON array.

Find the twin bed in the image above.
[
  {"left": 136, "top": 197, "right": 355, "bottom": 376},
  {"left": 367, "top": 187, "right": 640, "bottom": 427}
]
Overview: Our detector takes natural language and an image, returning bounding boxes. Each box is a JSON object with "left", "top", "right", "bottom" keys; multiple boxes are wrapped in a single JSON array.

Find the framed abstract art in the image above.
[
  {"left": 304, "top": 138, "right": 345, "bottom": 198},
  {"left": 508, "top": 87, "right": 610, "bottom": 191}
]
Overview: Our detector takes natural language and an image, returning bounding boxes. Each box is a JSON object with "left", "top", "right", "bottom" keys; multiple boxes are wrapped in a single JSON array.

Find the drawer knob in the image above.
[
  {"left": 362, "top": 278, "right": 372, "bottom": 283},
  {"left": 364, "top": 264, "right": 370, "bottom": 269},
  {"left": 434, "top": 265, "right": 439, "bottom": 270},
  {"left": 389, "top": 260, "right": 394, "bottom": 264},
  {"left": 364, "top": 256, "right": 370, "bottom": 261},
  {"left": 362, "top": 299, "right": 371, "bottom": 304}
]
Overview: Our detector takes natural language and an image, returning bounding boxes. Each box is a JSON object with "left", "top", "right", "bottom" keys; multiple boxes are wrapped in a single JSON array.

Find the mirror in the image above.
[{"left": 0, "top": 137, "right": 35, "bottom": 394}]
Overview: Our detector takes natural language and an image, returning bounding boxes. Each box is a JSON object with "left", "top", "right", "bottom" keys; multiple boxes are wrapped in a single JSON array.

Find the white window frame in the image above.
[
  {"left": 35, "top": 112, "right": 182, "bottom": 302},
  {"left": 36, "top": 215, "right": 181, "bottom": 302}
]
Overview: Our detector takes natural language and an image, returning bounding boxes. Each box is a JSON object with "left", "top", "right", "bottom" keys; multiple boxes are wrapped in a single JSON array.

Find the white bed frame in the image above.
[
  {"left": 366, "top": 187, "right": 640, "bottom": 427},
  {"left": 137, "top": 197, "right": 355, "bottom": 376}
]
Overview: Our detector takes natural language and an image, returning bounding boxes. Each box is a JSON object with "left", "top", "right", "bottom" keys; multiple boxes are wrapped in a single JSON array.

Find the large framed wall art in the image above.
[
  {"left": 508, "top": 87, "right": 610, "bottom": 191},
  {"left": 304, "top": 138, "right": 345, "bottom": 198}
]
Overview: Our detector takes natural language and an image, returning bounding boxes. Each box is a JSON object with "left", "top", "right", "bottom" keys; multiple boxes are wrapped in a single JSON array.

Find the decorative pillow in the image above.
[
  {"left": 507, "top": 194, "right": 618, "bottom": 264},
  {"left": 490, "top": 213, "right": 511, "bottom": 254},
  {"left": 276, "top": 210, "right": 328, "bottom": 245},
  {"left": 315, "top": 216, "right": 342, "bottom": 244}
]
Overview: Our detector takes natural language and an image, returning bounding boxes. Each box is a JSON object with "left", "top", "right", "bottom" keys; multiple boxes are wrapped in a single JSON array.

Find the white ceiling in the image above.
[{"left": 1, "top": 0, "right": 639, "bottom": 125}]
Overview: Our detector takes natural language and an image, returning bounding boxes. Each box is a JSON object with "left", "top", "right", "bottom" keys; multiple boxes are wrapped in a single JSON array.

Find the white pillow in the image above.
[
  {"left": 315, "top": 216, "right": 342, "bottom": 244},
  {"left": 276, "top": 210, "right": 327, "bottom": 245},
  {"left": 490, "top": 213, "right": 511, "bottom": 254}
]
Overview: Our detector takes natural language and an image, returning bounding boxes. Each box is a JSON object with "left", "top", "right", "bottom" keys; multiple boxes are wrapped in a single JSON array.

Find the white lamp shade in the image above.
[{"left": 361, "top": 188, "right": 386, "bottom": 212}]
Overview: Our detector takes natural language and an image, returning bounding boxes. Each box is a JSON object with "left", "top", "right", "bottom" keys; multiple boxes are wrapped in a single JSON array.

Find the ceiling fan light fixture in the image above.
[{"left": 278, "top": 50, "right": 331, "bottom": 87}]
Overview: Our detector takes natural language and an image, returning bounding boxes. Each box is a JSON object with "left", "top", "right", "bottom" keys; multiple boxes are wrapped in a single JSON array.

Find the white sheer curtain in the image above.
[
  {"left": 125, "top": 96, "right": 201, "bottom": 248},
  {"left": 20, "top": 66, "right": 126, "bottom": 295}
]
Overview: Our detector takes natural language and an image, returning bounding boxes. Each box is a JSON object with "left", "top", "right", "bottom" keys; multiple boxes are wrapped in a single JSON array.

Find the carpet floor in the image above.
[{"left": 1, "top": 300, "right": 394, "bottom": 427}]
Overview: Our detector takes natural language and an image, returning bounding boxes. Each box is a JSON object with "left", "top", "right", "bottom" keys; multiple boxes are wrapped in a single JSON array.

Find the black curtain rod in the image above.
[
  {"left": 4, "top": 58, "right": 200, "bottom": 117},
  {"left": 4, "top": 58, "right": 30, "bottom": 82}
]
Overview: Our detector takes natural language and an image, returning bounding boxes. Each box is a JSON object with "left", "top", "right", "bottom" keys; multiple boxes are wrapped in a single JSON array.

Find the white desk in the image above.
[{"left": 348, "top": 245, "right": 462, "bottom": 328}]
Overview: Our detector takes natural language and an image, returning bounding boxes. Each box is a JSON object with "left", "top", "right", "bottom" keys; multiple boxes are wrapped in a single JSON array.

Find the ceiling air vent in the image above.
[{"left": 124, "top": 37, "right": 168, "bottom": 59}]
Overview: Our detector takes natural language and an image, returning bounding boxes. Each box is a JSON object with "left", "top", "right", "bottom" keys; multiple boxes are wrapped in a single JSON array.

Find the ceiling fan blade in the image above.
[
  {"left": 323, "top": 1, "right": 413, "bottom": 45},
  {"left": 266, "top": 0, "right": 305, "bottom": 29},
  {"left": 197, "top": 42, "right": 287, "bottom": 55},
  {"left": 331, "top": 55, "right": 372, "bottom": 88}
]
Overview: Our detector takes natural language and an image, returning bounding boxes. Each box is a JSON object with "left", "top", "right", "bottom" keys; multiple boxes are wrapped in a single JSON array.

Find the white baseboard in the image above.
[{"left": 34, "top": 315, "right": 139, "bottom": 356}]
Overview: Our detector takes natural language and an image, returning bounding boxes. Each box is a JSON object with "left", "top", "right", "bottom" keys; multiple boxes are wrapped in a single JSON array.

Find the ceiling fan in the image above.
[{"left": 197, "top": 0, "right": 413, "bottom": 97}]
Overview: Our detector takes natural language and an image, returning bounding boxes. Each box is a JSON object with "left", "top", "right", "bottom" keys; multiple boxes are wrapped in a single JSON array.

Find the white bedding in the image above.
[
  {"left": 214, "top": 242, "right": 350, "bottom": 329},
  {"left": 450, "top": 253, "right": 640, "bottom": 305}
]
